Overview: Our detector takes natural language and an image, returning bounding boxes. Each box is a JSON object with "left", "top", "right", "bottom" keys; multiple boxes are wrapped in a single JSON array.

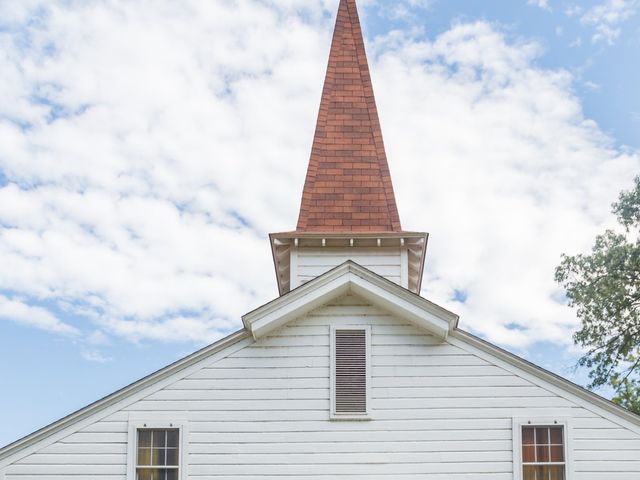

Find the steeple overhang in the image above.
[{"left": 270, "top": 232, "right": 428, "bottom": 296}]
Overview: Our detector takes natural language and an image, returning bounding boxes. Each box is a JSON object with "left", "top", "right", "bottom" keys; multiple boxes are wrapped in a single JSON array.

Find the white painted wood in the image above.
[
  {"left": 3, "top": 294, "right": 640, "bottom": 479},
  {"left": 400, "top": 246, "right": 408, "bottom": 288},
  {"left": 243, "top": 262, "right": 456, "bottom": 340},
  {"left": 295, "top": 247, "right": 402, "bottom": 287},
  {"left": 290, "top": 246, "right": 299, "bottom": 289}
]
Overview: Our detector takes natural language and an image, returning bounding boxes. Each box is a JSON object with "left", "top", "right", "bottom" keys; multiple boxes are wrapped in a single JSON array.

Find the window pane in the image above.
[
  {"left": 166, "top": 448, "right": 179, "bottom": 466},
  {"left": 536, "top": 445, "right": 550, "bottom": 463},
  {"left": 550, "top": 427, "right": 563, "bottom": 445},
  {"left": 137, "top": 447, "right": 151, "bottom": 466},
  {"left": 522, "top": 445, "right": 535, "bottom": 463},
  {"left": 547, "top": 465, "right": 565, "bottom": 480},
  {"left": 522, "top": 427, "right": 535, "bottom": 445},
  {"left": 166, "top": 469, "right": 178, "bottom": 480},
  {"left": 137, "top": 469, "right": 155, "bottom": 480},
  {"left": 535, "top": 427, "right": 550, "bottom": 445},
  {"left": 137, "top": 468, "right": 179, "bottom": 480},
  {"left": 152, "top": 448, "right": 166, "bottom": 466},
  {"left": 523, "top": 465, "right": 536, "bottom": 480},
  {"left": 138, "top": 430, "right": 152, "bottom": 448},
  {"left": 167, "top": 430, "right": 179, "bottom": 448},
  {"left": 152, "top": 430, "right": 166, "bottom": 448},
  {"left": 550, "top": 445, "right": 564, "bottom": 462}
]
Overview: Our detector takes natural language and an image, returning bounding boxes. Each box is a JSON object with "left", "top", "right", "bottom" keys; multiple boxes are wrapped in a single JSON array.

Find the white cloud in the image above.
[
  {"left": 565, "top": 5, "right": 584, "bottom": 17},
  {"left": 580, "top": 0, "right": 638, "bottom": 44},
  {"left": 0, "top": 294, "right": 79, "bottom": 335},
  {"left": 569, "top": 36, "right": 583, "bottom": 47},
  {"left": 528, "top": 0, "right": 552, "bottom": 12},
  {"left": 369, "top": 21, "right": 638, "bottom": 347},
  {"left": 81, "top": 349, "right": 112, "bottom": 363},
  {"left": 583, "top": 80, "right": 601, "bottom": 91},
  {"left": 375, "top": 0, "right": 435, "bottom": 22},
  {"left": 0, "top": 2, "right": 637, "bottom": 352}
]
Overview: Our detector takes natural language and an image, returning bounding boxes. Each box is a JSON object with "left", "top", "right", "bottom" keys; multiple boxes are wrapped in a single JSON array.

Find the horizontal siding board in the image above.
[
  {"left": 296, "top": 248, "right": 402, "bottom": 286},
  {"left": 185, "top": 418, "right": 514, "bottom": 433},
  {"left": 187, "top": 430, "right": 512, "bottom": 445},
  {"left": 188, "top": 450, "right": 512, "bottom": 464},
  {"left": 187, "top": 462, "right": 512, "bottom": 475},
  {"left": 575, "top": 460, "right": 640, "bottom": 472},
  {"left": 298, "top": 265, "right": 401, "bottom": 277},
  {"left": 298, "top": 249, "right": 401, "bottom": 263},
  {"left": 188, "top": 440, "right": 514, "bottom": 454}
]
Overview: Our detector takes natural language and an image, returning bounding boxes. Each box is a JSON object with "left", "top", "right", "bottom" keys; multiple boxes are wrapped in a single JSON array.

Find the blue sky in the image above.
[{"left": 0, "top": 0, "right": 638, "bottom": 448}]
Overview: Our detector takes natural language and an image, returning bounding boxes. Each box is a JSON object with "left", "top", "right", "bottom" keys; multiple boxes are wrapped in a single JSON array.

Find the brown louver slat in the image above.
[{"left": 335, "top": 329, "right": 367, "bottom": 414}]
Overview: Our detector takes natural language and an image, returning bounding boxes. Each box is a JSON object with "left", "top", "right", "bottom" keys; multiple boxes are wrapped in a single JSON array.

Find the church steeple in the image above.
[
  {"left": 270, "top": 0, "right": 427, "bottom": 296},
  {"left": 297, "top": 0, "right": 401, "bottom": 233}
]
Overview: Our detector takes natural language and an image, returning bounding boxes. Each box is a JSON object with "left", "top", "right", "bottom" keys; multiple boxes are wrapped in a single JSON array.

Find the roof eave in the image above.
[
  {"left": 451, "top": 329, "right": 640, "bottom": 431},
  {"left": 0, "top": 329, "right": 251, "bottom": 466}
]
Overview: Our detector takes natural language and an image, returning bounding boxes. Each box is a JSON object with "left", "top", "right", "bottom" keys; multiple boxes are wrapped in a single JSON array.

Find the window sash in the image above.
[
  {"left": 136, "top": 466, "right": 180, "bottom": 470},
  {"left": 136, "top": 429, "right": 180, "bottom": 469},
  {"left": 521, "top": 425, "right": 566, "bottom": 479}
]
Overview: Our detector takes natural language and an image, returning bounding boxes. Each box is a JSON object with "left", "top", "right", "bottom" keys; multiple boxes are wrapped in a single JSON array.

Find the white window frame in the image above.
[
  {"left": 127, "top": 414, "right": 189, "bottom": 480},
  {"left": 330, "top": 325, "right": 372, "bottom": 420},
  {"left": 512, "top": 417, "right": 573, "bottom": 480}
]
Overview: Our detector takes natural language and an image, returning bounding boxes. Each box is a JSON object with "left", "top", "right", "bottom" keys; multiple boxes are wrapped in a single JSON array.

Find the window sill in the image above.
[{"left": 330, "top": 412, "right": 373, "bottom": 421}]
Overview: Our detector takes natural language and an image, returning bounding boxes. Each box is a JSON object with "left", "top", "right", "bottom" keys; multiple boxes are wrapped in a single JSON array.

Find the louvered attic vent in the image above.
[{"left": 332, "top": 328, "right": 370, "bottom": 418}]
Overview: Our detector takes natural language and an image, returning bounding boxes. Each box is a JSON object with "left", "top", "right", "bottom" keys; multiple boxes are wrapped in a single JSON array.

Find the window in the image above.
[
  {"left": 136, "top": 429, "right": 179, "bottom": 480},
  {"left": 331, "top": 326, "right": 371, "bottom": 419},
  {"left": 127, "top": 418, "right": 187, "bottom": 480},
  {"left": 521, "top": 425, "right": 566, "bottom": 480}
]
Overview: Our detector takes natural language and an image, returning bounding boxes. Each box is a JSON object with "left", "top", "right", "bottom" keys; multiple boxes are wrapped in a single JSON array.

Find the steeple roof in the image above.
[{"left": 296, "top": 0, "right": 401, "bottom": 233}]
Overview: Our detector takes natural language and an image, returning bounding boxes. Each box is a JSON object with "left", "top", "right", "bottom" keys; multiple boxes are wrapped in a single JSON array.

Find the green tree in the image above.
[{"left": 556, "top": 177, "right": 640, "bottom": 415}]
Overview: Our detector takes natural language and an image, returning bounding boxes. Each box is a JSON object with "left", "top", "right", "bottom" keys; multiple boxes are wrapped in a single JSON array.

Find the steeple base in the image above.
[{"left": 270, "top": 232, "right": 427, "bottom": 296}]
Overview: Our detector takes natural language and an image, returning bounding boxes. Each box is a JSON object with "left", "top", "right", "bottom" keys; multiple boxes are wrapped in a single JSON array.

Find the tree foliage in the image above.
[{"left": 556, "top": 177, "right": 640, "bottom": 414}]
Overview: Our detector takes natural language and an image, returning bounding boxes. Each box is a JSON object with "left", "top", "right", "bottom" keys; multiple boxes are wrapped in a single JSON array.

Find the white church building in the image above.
[{"left": 1, "top": 1, "right": 639, "bottom": 479}]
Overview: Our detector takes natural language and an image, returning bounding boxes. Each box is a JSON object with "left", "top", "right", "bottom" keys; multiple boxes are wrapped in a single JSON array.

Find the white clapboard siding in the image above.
[
  {"left": 295, "top": 247, "right": 403, "bottom": 288},
  {"left": 6, "top": 294, "right": 640, "bottom": 479}
]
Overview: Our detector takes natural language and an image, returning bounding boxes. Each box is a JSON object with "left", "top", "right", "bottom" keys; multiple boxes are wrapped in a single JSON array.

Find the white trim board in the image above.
[{"left": 243, "top": 261, "right": 458, "bottom": 341}]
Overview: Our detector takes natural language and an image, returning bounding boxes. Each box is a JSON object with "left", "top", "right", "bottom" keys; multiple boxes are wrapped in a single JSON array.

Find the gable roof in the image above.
[
  {"left": 296, "top": 0, "right": 401, "bottom": 233},
  {"left": 2, "top": 262, "right": 640, "bottom": 467},
  {"left": 243, "top": 260, "right": 458, "bottom": 340},
  {"left": 0, "top": 329, "right": 252, "bottom": 467}
]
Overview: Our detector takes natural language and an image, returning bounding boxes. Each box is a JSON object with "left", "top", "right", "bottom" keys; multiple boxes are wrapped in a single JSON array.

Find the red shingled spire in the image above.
[{"left": 296, "top": 0, "right": 401, "bottom": 233}]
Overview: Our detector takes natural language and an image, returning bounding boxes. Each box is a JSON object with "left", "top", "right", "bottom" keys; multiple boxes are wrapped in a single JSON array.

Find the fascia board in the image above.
[
  {"left": 349, "top": 274, "right": 450, "bottom": 340},
  {"left": 242, "top": 263, "right": 353, "bottom": 330},
  {"left": 249, "top": 275, "right": 351, "bottom": 339},
  {"left": 348, "top": 264, "right": 458, "bottom": 327},
  {"left": 245, "top": 262, "right": 456, "bottom": 340}
]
